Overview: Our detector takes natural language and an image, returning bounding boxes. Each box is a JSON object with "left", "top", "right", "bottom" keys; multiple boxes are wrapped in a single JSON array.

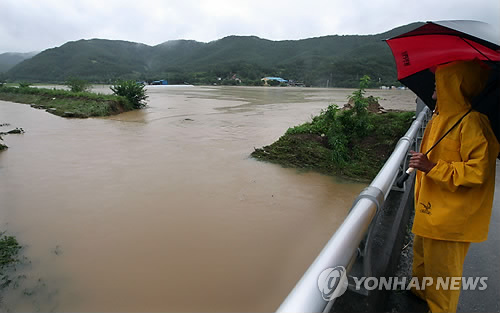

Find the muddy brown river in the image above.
[{"left": 0, "top": 86, "right": 416, "bottom": 312}]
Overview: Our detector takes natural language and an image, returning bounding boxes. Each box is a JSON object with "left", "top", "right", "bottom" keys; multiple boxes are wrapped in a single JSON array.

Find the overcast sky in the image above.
[{"left": 1, "top": 0, "right": 499, "bottom": 53}]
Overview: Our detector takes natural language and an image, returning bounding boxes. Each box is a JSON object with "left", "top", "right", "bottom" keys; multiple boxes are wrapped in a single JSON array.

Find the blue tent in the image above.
[{"left": 264, "top": 77, "right": 288, "bottom": 83}]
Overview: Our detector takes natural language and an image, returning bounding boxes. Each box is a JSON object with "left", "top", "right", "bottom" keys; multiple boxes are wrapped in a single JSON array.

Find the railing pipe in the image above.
[
  {"left": 371, "top": 108, "right": 429, "bottom": 196},
  {"left": 277, "top": 106, "right": 430, "bottom": 313}
]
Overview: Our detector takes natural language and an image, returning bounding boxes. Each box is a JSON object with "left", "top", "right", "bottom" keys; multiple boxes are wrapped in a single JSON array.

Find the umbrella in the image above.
[
  {"left": 385, "top": 20, "right": 500, "bottom": 141},
  {"left": 385, "top": 20, "right": 500, "bottom": 187}
]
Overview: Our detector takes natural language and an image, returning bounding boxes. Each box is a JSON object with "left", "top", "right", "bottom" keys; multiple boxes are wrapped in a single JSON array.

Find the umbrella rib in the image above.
[{"left": 460, "top": 38, "right": 494, "bottom": 63}]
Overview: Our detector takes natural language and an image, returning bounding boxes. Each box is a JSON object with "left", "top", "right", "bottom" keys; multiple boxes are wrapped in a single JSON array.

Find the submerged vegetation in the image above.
[
  {"left": 252, "top": 76, "right": 414, "bottom": 180},
  {"left": 0, "top": 80, "right": 147, "bottom": 118},
  {"left": 0, "top": 232, "right": 57, "bottom": 312},
  {"left": 0, "top": 232, "right": 22, "bottom": 290},
  {"left": 0, "top": 123, "right": 24, "bottom": 151}
]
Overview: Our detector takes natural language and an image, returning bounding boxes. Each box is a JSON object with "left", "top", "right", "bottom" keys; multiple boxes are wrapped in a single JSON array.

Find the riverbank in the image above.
[{"left": 0, "top": 86, "right": 133, "bottom": 118}]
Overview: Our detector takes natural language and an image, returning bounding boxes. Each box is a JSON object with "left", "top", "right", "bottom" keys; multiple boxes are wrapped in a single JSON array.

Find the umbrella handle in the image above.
[{"left": 396, "top": 167, "right": 415, "bottom": 188}]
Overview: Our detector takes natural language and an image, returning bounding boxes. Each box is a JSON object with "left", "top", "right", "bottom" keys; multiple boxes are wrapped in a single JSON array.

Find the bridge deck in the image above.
[{"left": 457, "top": 160, "right": 500, "bottom": 312}]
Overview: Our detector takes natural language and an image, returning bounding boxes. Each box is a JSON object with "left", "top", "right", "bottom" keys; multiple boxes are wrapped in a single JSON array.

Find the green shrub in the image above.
[
  {"left": 345, "top": 75, "right": 374, "bottom": 137},
  {"left": 286, "top": 104, "right": 339, "bottom": 136},
  {"left": 65, "top": 77, "right": 92, "bottom": 93},
  {"left": 253, "top": 79, "right": 264, "bottom": 86},
  {"left": 267, "top": 80, "right": 280, "bottom": 86},
  {"left": 222, "top": 79, "right": 240, "bottom": 86},
  {"left": 18, "top": 82, "right": 31, "bottom": 88},
  {"left": 110, "top": 80, "right": 148, "bottom": 109}
]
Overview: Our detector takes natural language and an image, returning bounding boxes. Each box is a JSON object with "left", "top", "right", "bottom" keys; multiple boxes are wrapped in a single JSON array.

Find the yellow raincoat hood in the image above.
[
  {"left": 435, "top": 59, "right": 489, "bottom": 114},
  {"left": 413, "top": 60, "right": 500, "bottom": 242}
]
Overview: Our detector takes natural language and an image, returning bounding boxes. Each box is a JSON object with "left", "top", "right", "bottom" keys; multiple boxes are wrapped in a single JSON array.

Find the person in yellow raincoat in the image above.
[{"left": 408, "top": 60, "right": 500, "bottom": 313}]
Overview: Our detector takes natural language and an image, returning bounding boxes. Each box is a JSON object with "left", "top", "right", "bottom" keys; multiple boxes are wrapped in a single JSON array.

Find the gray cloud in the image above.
[{"left": 1, "top": 0, "right": 498, "bottom": 53}]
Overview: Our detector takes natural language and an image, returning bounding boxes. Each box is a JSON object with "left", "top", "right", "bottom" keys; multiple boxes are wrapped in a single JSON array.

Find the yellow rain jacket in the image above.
[{"left": 413, "top": 60, "right": 500, "bottom": 242}]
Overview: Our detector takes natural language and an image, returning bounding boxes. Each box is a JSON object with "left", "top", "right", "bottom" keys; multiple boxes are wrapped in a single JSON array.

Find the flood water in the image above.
[{"left": 0, "top": 86, "right": 416, "bottom": 312}]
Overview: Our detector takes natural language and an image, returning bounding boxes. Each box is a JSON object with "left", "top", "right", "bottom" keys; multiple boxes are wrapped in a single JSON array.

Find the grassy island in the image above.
[
  {"left": 0, "top": 80, "right": 147, "bottom": 118},
  {"left": 252, "top": 76, "right": 414, "bottom": 181}
]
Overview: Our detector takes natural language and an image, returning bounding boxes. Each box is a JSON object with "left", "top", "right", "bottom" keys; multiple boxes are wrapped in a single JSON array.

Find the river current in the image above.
[{"left": 0, "top": 85, "right": 416, "bottom": 312}]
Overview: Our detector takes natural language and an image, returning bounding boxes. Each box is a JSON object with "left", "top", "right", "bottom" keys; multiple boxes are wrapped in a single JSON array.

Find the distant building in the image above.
[
  {"left": 262, "top": 77, "right": 288, "bottom": 83},
  {"left": 261, "top": 77, "right": 288, "bottom": 86},
  {"left": 231, "top": 74, "right": 241, "bottom": 83}
]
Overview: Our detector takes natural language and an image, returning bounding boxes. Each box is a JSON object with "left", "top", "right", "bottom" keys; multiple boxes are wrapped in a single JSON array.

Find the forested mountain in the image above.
[
  {"left": 0, "top": 52, "right": 38, "bottom": 73},
  {"left": 5, "top": 22, "right": 423, "bottom": 87}
]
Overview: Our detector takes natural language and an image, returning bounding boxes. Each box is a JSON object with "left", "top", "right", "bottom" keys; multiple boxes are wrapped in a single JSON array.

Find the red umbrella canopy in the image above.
[
  {"left": 386, "top": 20, "right": 500, "bottom": 151},
  {"left": 386, "top": 20, "right": 500, "bottom": 80}
]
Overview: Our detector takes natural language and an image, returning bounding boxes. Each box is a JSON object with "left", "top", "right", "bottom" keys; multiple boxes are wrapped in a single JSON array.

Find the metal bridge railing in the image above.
[{"left": 277, "top": 103, "right": 431, "bottom": 313}]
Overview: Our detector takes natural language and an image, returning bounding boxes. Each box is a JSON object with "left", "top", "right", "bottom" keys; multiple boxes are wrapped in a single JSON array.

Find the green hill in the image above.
[
  {"left": 7, "top": 40, "right": 153, "bottom": 82},
  {"left": 0, "top": 52, "right": 38, "bottom": 73},
  {"left": 5, "top": 22, "right": 423, "bottom": 87}
]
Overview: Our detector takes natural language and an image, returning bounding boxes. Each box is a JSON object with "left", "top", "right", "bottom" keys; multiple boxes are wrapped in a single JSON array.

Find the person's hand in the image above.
[{"left": 409, "top": 151, "right": 436, "bottom": 173}]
